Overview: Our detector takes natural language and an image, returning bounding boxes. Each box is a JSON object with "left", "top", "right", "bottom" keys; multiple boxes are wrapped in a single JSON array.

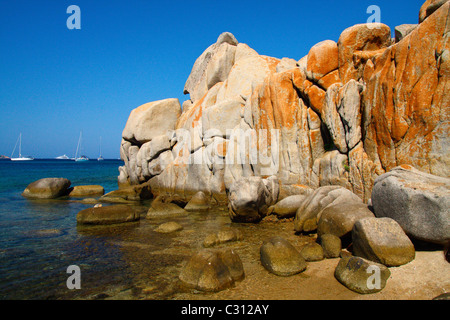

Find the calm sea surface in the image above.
[{"left": 0, "top": 159, "right": 131, "bottom": 299}]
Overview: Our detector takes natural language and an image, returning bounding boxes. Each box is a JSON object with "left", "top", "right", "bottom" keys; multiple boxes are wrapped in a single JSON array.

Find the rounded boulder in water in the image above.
[{"left": 22, "top": 178, "right": 71, "bottom": 199}]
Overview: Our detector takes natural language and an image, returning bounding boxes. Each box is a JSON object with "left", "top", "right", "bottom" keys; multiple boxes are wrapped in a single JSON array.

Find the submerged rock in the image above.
[
  {"left": 154, "top": 221, "right": 183, "bottom": 233},
  {"left": 22, "top": 178, "right": 71, "bottom": 199},
  {"left": 76, "top": 205, "right": 140, "bottom": 225},
  {"left": 260, "top": 236, "right": 307, "bottom": 276},
  {"left": 184, "top": 191, "right": 211, "bottom": 212},
  {"left": 179, "top": 248, "right": 244, "bottom": 292},
  {"left": 146, "top": 201, "right": 187, "bottom": 219},
  {"left": 203, "top": 228, "right": 243, "bottom": 248}
]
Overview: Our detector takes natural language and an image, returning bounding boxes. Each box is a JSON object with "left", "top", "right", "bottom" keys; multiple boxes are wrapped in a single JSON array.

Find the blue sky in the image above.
[{"left": 0, "top": 0, "right": 424, "bottom": 159}]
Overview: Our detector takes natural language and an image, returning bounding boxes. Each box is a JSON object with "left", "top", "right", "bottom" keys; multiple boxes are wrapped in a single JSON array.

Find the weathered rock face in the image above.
[
  {"left": 118, "top": 2, "right": 449, "bottom": 217},
  {"left": 371, "top": 165, "right": 450, "bottom": 244},
  {"left": 22, "top": 178, "right": 71, "bottom": 199}
]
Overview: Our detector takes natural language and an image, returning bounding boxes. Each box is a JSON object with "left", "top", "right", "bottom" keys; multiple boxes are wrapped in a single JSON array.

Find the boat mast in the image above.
[
  {"left": 19, "top": 133, "right": 22, "bottom": 158},
  {"left": 75, "top": 132, "right": 82, "bottom": 159}
]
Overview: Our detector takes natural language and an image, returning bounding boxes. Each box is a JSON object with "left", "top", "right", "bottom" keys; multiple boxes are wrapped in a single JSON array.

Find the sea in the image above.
[
  {"left": 0, "top": 158, "right": 237, "bottom": 300},
  {"left": 0, "top": 159, "right": 131, "bottom": 299},
  {"left": 0, "top": 158, "right": 311, "bottom": 301}
]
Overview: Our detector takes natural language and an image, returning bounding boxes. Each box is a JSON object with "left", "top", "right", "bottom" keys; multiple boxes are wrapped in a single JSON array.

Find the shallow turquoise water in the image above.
[{"left": 0, "top": 159, "right": 133, "bottom": 299}]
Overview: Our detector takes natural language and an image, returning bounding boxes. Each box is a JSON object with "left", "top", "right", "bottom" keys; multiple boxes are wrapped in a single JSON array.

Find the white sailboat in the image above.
[
  {"left": 11, "top": 133, "right": 34, "bottom": 161},
  {"left": 97, "top": 136, "right": 104, "bottom": 161},
  {"left": 74, "top": 132, "right": 89, "bottom": 162}
]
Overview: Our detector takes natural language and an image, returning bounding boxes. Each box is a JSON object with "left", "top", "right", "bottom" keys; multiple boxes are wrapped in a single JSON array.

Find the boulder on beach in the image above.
[
  {"left": 269, "top": 195, "right": 308, "bottom": 219},
  {"left": 334, "top": 255, "right": 390, "bottom": 294},
  {"left": 317, "top": 201, "right": 374, "bottom": 238},
  {"left": 69, "top": 185, "right": 105, "bottom": 197},
  {"left": 318, "top": 234, "right": 342, "bottom": 259},
  {"left": 260, "top": 236, "right": 307, "bottom": 276},
  {"left": 294, "top": 186, "right": 363, "bottom": 233},
  {"left": 22, "top": 178, "right": 71, "bottom": 199},
  {"left": 228, "top": 176, "right": 278, "bottom": 223},
  {"left": 300, "top": 242, "right": 324, "bottom": 262},
  {"left": 352, "top": 217, "right": 415, "bottom": 267},
  {"left": 371, "top": 165, "right": 450, "bottom": 244},
  {"left": 179, "top": 248, "right": 244, "bottom": 292},
  {"left": 76, "top": 204, "right": 140, "bottom": 225}
]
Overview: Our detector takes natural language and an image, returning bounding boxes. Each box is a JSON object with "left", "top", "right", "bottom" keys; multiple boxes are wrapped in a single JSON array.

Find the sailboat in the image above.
[
  {"left": 74, "top": 132, "right": 89, "bottom": 162},
  {"left": 97, "top": 136, "right": 104, "bottom": 161},
  {"left": 11, "top": 133, "right": 34, "bottom": 161}
]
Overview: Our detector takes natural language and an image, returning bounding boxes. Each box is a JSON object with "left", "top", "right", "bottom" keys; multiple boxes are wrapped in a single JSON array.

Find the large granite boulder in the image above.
[
  {"left": 122, "top": 98, "right": 181, "bottom": 144},
  {"left": 22, "top": 178, "right": 71, "bottom": 199},
  {"left": 268, "top": 195, "right": 307, "bottom": 219},
  {"left": 294, "top": 186, "right": 363, "bottom": 233},
  {"left": 371, "top": 166, "right": 450, "bottom": 244},
  {"left": 317, "top": 201, "right": 375, "bottom": 238},
  {"left": 352, "top": 217, "right": 415, "bottom": 267}
]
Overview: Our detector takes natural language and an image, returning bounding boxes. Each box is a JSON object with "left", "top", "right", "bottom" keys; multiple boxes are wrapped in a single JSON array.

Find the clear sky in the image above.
[{"left": 0, "top": 0, "right": 424, "bottom": 159}]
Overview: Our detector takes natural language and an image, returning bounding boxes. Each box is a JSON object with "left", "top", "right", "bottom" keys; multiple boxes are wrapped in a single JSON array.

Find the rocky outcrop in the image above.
[
  {"left": 22, "top": 178, "right": 71, "bottom": 199},
  {"left": 117, "top": 1, "right": 449, "bottom": 225},
  {"left": 371, "top": 165, "right": 450, "bottom": 244}
]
